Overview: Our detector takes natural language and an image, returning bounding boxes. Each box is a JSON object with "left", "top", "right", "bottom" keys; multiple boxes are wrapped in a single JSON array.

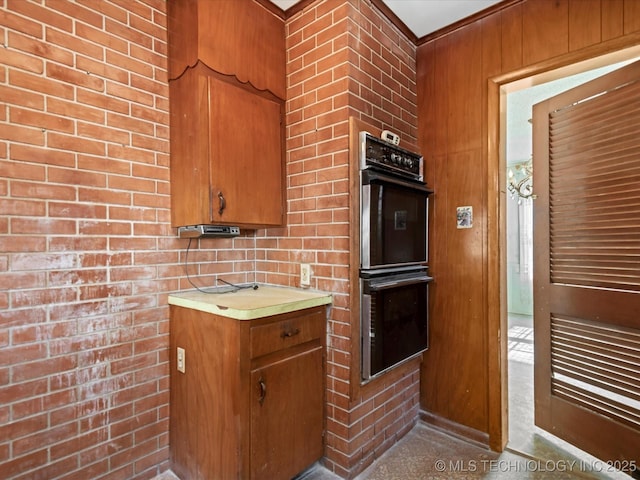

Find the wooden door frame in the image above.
[{"left": 486, "top": 41, "right": 640, "bottom": 452}]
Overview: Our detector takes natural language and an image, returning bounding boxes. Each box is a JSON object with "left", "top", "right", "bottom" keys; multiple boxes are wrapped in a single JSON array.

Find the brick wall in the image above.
[
  {"left": 281, "top": 1, "right": 419, "bottom": 477},
  {"left": 1, "top": 1, "right": 176, "bottom": 478},
  {"left": 1, "top": 0, "right": 419, "bottom": 478}
]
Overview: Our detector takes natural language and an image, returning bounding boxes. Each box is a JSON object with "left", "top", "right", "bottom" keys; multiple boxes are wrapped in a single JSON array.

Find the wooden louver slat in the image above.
[
  {"left": 550, "top": 315, "right": 640, "bottom": 429},
  {"left": 548, "top": 78, "right": 640, "bottom": 292}
]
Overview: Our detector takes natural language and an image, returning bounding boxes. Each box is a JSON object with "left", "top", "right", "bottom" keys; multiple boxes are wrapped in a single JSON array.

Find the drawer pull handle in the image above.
[
  {"left": 281, "top": 328, "right": 300, "bottom": 338},
  {"left": 258, "top": 377, "right": 266, "bottom": 405}
]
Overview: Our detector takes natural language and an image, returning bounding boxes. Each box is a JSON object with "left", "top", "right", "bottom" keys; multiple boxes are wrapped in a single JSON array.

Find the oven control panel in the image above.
[{"left": 360, "top": 132, "right": 423, "bottom": 181}]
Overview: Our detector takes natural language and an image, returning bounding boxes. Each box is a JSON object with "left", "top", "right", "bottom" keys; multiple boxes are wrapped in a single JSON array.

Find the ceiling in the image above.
[{"left": 269, "top": 0, "right": 502, "bottom": 39}]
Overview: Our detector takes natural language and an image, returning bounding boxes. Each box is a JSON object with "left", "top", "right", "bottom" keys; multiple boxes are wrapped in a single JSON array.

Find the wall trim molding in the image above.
[{"left": 419, "top": 410, "right": 490, "bottom": 449}]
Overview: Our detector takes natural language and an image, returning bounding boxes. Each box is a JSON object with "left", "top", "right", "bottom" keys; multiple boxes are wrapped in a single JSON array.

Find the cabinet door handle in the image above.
[
  {"left": 280, "top": 328, "right": 300, "bottom": 338},
  {"left": 218, "top": 191, "right": 226, "bottom": 216},
  {"left": 258, "top": 377, "right": 266, "bottom": 405}
]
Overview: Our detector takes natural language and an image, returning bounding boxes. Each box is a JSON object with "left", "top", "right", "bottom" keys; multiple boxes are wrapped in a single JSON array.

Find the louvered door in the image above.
[{"left": 533, "top": 60, "right": 640, "bottom": 472}]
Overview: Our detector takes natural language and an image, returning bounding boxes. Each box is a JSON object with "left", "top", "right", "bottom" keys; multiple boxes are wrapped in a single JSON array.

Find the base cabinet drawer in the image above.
[
  {"left": 170, "top": 305, "right": 326, "bottom": 480},
  {"left": 250, "top": 309, "right": 324, "bottom": 359}
]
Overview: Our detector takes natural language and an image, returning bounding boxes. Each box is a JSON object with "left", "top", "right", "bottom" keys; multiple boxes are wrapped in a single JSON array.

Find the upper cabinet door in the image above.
[
  {"left": 167, "top": 0, "right": 286, "bottom": 100},
  {"left": 208, "top": 76, "right": 285, "bottom": 228}
]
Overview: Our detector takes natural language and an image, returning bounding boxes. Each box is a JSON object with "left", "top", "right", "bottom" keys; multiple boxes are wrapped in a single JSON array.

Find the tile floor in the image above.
[{"left": 155, "top": 314, "right": 634, "bottom": 479}]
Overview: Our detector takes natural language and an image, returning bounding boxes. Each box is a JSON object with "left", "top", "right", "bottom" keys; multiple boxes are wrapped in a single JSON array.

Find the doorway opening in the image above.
[{"left": 502, "top": 56, "right": 638, "bottom": 469}]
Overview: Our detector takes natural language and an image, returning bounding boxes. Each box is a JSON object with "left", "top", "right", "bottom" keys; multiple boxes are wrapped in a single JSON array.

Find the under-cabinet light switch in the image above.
[{"left": 177, "top": 347, "right": 185, "bottom": 373}]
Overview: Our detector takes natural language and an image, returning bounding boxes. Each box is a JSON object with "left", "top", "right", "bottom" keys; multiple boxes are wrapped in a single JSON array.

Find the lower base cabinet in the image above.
[{"left": 169, "top": 305, "right": 326, "bottom": 479}]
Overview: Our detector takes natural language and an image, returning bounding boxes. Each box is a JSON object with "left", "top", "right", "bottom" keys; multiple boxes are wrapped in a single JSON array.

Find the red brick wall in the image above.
[
  {"left": 1, "top": 1, "right": 182, "bottom": 478},
  {"left": 0, "top": 0, "right": 418, "bottom": 478},
  {"left": 281, "top": 1, "right": 419, "bottom": 477}
]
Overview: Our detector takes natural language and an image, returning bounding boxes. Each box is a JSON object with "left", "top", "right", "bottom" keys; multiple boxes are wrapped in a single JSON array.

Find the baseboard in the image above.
[{"left": 419, "top": 410, "right": 491, "bottom": 450}]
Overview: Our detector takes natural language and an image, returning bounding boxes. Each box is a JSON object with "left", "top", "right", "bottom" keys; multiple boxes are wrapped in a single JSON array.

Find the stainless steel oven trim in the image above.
[
  {"left": 361, "top": 181, "right": 371, "bottom": 271},
  {"left": 364, "top": 350, "right": 426, "bottom": 383},
  {"left": 360, "top": 169, "right": 431, "bottom": 270},
  {"left": 367, "top": 273, "right": 432, "bottom": 291},
  {"left": 360, "top": 272, "right": 432, "bottom": 382},
  {"left": 359, "top": 131, "right": 370, "bottom": 171},
  {"left": 361, "top": 291, "right": 372, "bottom": 381},
  {"left": 425, "top": 196, "right": 429, "bottom": 265},
  {"left": 361, "top": 169, "right": 431, "bottom": 192}
]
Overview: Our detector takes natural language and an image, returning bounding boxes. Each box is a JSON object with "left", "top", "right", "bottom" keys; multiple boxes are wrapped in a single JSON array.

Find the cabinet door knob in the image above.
[
  {"left": 218, "top": 191, "right": 226, "bottom": 216},
  {"left": 258, "top": 377, "right": 266, "bottom": 405},
  {"left": 280, "top": 328, "right": 300, "bottom": 338}
]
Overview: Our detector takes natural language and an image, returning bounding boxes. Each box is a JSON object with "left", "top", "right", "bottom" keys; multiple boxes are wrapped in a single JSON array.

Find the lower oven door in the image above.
[{"left": 361, "top": 270, "right": 432, "bottom": 381}]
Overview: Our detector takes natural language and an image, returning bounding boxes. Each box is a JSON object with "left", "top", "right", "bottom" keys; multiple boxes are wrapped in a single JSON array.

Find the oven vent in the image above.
[{"left": 177, "top": 225, "right": 240, "bottom": 238}]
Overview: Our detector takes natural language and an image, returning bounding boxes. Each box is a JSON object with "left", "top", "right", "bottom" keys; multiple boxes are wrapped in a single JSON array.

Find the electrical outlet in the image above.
[
  {"left": 177, "top": 347, "right": 185, "bottom": 373},
  {"left": 300, "top": 263, "right": 311, "bottom": 286}
]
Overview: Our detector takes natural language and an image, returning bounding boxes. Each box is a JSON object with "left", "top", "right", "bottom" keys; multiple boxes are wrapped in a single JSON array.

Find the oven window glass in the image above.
[
  {"left": 369, "top": 182, "right": 427, "bottom": 268},
  {"left": 370, "top": 281, "right": 428, "bottom": 377}
]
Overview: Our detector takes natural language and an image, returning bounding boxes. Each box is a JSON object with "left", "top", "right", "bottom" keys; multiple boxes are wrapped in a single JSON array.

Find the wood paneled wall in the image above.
[{"left": 416, "top": 0, "right": 640, "bottom": 450}]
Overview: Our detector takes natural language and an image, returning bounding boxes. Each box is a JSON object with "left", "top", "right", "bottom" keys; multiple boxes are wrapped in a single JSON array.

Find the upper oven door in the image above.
[{"left": 361, "top": 169, "right": 432, "bottom": 271}]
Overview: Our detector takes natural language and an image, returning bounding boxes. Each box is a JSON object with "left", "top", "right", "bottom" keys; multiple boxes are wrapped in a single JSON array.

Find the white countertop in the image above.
[{"left": 168, "top": 285, "right": 332, "bottom": 320}]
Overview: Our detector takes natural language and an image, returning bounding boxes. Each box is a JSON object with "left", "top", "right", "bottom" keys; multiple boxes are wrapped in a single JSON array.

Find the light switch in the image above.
[{"left": 177, "top": 347, "right": 185, "bottom": 373}]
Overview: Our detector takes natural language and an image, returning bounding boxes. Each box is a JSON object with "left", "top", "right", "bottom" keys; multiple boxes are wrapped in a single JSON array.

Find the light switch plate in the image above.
[
  {"left": 300, "top": 263, "right": 311, "bottom": 286},
  {"left": 177, "top": 347, "right": 185, "bottom": 373}
]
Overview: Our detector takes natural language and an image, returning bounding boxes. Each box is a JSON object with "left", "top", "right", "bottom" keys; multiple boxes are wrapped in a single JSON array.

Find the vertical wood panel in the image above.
[
  {"left": 569, "top": 0, "right": 601, "bottom": 50},
  {"left": 522, "top": 0, "right": 569, "bottom": 65},
  {"left": 447, "top": 23, "right": 483, "bottom": 153},
  {"left": 482, "top": 13, "right": 503, "bottom": 80},
  {"left": 446, "top": 149, "right": 487, "bottom": 431},
  {"left": 623, "top": 0, "right": 640, "bottom": 33},
  {"left": 421, "top": 153, "right": 450, "bottom": 417},
  {"left": 433, "top": 36, "right": 450, "bottom": 157},
  {"left": 501, "top": 3, "right": 523, "bottom": 73},
  {"left": 419, "top": 36, "right": 455, "bottom": 417},
  {"left": 602, "top": 0, "right": 624, "bottom": 40},
  {"left": 417, "top": 41, "right": 437, "bottom": 172}
]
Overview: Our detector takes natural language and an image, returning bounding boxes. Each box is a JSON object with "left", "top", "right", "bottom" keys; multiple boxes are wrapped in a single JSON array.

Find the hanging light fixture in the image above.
[
  {"left": 507, "top": 157, "right": 533, "bottom": 200},
  {"left": 508, "top": 116, "right": 534, "bottom": 200}
]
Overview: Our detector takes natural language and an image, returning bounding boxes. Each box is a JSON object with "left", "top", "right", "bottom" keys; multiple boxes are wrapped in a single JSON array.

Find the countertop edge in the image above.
[{"left": 168, "top": 291, "right": 332, "bottom": 320}]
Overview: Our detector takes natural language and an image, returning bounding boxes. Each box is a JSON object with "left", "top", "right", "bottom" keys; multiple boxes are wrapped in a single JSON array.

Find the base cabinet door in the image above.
[
  {"left": 170, "top": 305, "right": 326, "bottom": 480},
  {"left": 250, "top": 346, "right": 324, "bottom": 480}
]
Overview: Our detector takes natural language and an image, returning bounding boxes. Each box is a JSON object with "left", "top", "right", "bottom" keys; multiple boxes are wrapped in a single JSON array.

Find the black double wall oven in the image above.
[{"left": 359, "top": 132, "right": 433, "bottom": 381}]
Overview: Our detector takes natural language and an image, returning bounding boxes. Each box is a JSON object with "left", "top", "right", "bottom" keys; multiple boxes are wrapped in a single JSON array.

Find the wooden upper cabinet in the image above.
[
  {"left": 167, "top": 0, "right": 286, "bottom": 100},
  {"left": 167, "top": 0, "right": 286, "bottom": 229},
  {"left": 169, "top": 64, "right": 285, "bottom": 228},
  {"left": 208, "top": 75, "right": 285, "bottom": 227}
]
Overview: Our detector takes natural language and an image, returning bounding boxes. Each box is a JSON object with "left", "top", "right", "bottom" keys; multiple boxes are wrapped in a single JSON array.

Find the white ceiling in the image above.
[{"left": 269, "top": 0, "right": 502, "bottom": 38}]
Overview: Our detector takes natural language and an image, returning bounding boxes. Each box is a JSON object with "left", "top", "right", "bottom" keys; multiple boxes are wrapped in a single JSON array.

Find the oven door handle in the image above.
[
  {"left": 361, "top": 169, "right": 432, "bottom": 193},
  {"left": 368, "top": 275, "right": 433, "bottom": 292}
]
